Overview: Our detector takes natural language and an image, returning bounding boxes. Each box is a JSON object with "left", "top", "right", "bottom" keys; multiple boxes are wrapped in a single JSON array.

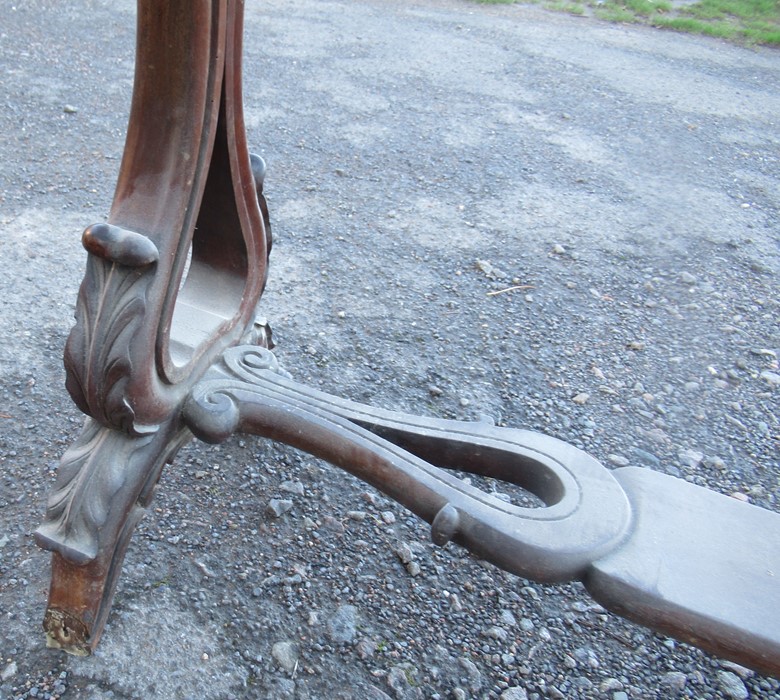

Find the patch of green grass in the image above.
[
  {"left": 624, "top": 0, "right": 673, "bottom": 16},
  {"left": 654, "top": 15, "right": 738, "bottom": 37},
  {"left": 547, "top": 0, "right": 587, "bottom": 13},
  {"left": 676, "top": 0, "right": 780, "bottom": 45},
  {"left": 404, "top": 667, "right": 418, "bottom": 686},
  {"left": 745, "top": 25, "right": 780, "bottom": 43},
  {"left": 594, "top": 5, "right": 640, "bottom": 20},
  {"left": 469, "top": 0, "right": 780, "bottom": 45},
  {"left": 687, "top": 0, "right": 776, "bottom": 20}
]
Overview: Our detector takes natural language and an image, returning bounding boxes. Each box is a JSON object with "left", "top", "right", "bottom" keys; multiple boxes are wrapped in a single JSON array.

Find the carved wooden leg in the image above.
[
  {"left": 35, "top": 0, "right": 270, "bottom": 654},
  {"left": 36, "top": 420, "right": 190, "bottom": 654}
]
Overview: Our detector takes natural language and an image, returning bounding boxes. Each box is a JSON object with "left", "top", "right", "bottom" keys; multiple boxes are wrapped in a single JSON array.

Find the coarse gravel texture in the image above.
[{"left": 1, "top": 0, "right": 779, "bottom": 699}]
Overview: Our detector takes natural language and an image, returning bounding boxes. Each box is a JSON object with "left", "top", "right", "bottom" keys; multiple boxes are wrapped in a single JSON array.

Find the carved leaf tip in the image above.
[
  {"left": 33, "top": 524, "right": 97, "bottom": 565},
  {"left": 34, "top": 421, "right": 143, "bottom": 565},
  {"left": 82, "top": 223, "right": 159, "bottom": 267}
]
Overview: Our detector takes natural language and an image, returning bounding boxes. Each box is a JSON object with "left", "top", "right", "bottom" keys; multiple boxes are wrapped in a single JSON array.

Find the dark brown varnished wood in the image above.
[
  {"left": 36, "top": 0, "right": 271, "bottom": 653},
  {"left": 35, "top": 0, "right": 780, "bottom": 678}
]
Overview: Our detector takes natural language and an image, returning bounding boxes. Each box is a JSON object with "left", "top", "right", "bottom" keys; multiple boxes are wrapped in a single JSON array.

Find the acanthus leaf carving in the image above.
[
  {"left": 35, "top": 418, "right": 190, "bottom": 565},
  {"left": 34, "top": 420, "right": 151, "bottom": 564},
  {"left": 64, "top": 251, "right": 155, "bottom": 434}
]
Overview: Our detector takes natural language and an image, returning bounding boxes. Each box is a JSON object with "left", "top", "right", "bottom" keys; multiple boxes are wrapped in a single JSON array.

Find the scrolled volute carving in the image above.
[
  {"left": 183, "top": 345, "right": 289, "bottom": 443},
  {"left": 182, "top": 387, "right": 241, "bottom": 444},
  {"left": 223, "top": 344, "right": 289, "bottom": 381}
]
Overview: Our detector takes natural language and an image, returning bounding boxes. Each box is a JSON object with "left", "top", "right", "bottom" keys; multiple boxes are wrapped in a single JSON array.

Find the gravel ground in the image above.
[{"left": 1, "top": 0, "right": 779, "bottom": 698}]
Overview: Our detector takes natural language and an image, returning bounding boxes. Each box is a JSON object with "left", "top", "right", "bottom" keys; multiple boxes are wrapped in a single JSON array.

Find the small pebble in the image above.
[
  {"left": 356, "top": 637, "right": 377, "bottom": 659},
  {"left": 486, "top": 626, "right": 508, "bottom": 642},
  {"left": 599, "top": 678, "right": 623, "bottom": 693},
  {"left": 678, "top": 449, "right": 704, "bottom": 469},
  {"left": 720, "top": 661, "right": 755, "bottom": 679},
  {"left": 266, "top": 499, "right": 294, "bottom": 518},
  {"left": 759, "top": 370, "right": 780, "bottom": 388},
  {"left": 272, "top": 641, "right": 299, "bottom": 673},
  {"left": 327, "top": 605, "right": 359, "bottom": 644},
  {"left": 1, "top": 661, "right": 17, "bottom": 681},
  {"left": 280, "top": 480, "right": 305, "bottom": 496},
  {"left": 661, "top": 671, "right": 687, "bottom": 692},
  {"left": 395, "top": 544, "right": 414, "bottom": 568},
  {"left": 499, "top": 610, "right": 517, "bottom": 627},
  {"left": 679, "top": 271, "right": 697, "bottom": 284},
  {"left": 717, "top": 670, "right": 749, "bottom": 700},
  {"left": 632, "top": 447, "right": 660, "bottom": 467}
]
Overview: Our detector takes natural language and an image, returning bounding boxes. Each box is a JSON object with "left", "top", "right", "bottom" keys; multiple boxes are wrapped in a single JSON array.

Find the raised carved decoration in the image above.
[
  {"left": 35, "top": 418, "right": 189, "bottom": 565},
  {"left": 183, "top": 346, "right": 630, "bottom": 584},
  {"left": 64, "top": 230, "right": 157, "bottom": 436}
]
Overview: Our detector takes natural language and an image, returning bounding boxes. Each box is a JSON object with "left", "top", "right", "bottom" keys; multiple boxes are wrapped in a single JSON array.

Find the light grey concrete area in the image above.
[{"left": 0, "top": 1, "right": 778, "bottom": 698}]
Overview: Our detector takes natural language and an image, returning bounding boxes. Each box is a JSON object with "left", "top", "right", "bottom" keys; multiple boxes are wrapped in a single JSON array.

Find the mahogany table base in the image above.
[{"left": 34, "top": 0, "right": 780, "bottom": 678}]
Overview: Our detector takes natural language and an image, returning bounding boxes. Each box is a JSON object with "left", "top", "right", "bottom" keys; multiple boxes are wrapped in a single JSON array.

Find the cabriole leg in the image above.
[{"left": 36, "top": 420, "right": 191, "bottom": 654}]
